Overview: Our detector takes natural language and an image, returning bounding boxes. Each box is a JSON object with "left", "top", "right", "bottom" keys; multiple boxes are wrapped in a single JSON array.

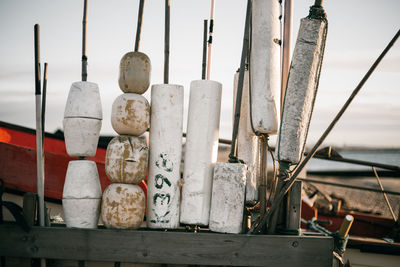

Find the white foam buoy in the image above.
[
  {"left": 63, "top": 117, "right": 101, "bottom": 157},
  {"left": 62, "top": 160, "right": 102, "bottom": 228},
  {"left": 111, "top": 93, "right": 150, "bottom": 136},
  {"left": 101, "top": 183, "right": 145, "bottom": 229},
  {"left": 63, "top": 81, "right": 102, "bottom": 157},
  {"left": 277, "top": 17, "right": 327, "bottom": 164},
  {"left": 105, "top": 135, "right": 148, "bottom": 184},
  {"left": 180, "top": 80, "right": 222, "bottom": 226},
  {"left": 118, "top": 51, "right": 151, "bottom": 94},
  {"left": 250, "top": 0, "right": 281, "bottom": 135},
  {"left": 233, "top": 71, "right": 259, "bottom": 201},
  {"left": 146, "top": 84, "right": 184, "bottom": 229},
  {"left": 209, "top": 162, "right": 247, "bottom": 234}
]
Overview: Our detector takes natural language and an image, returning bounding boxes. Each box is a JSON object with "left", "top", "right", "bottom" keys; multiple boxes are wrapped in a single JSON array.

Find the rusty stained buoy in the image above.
[
  {"left": 62, "top": 160, "right": 102, "bottom": 228},
  {"left": 111, "top": 93, "right": 150, "bottom": 136},
  {"left": 101, "top": 183, "right": 145, "bottom": 229},
  {"left": 118, "top": 51, "right": 151, "bottom": 94},
  {"left": 105, "top": 135, "right": 148, "bottom": 184},
  {"left": 63, "top": 81, "right": 102, "bottom": 157}
]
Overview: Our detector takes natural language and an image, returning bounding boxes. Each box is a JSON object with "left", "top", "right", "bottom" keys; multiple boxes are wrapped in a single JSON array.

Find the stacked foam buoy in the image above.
[
  {"left": 62, "top": 82, "right": 103, "bottom": 228},
  {"left": 100, "top": 52, "right": 150, "bottom": 229}
]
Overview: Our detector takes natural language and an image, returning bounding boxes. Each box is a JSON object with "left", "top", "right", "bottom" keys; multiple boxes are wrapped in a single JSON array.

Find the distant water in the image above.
[{"left": 306, "top": 149, "right": 400, "bottom": 172}]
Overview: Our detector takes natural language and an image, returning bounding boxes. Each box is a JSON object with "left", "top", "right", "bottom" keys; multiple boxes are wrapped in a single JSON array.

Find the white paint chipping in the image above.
[
  {"left": 101, "top": 183, "right": 145, "bottom": 230},
  {"left": 233, "top": 71, "right": 259, "bottom": 201},
  {"left": 62, "top": 160, "right": 102, "bottom": 228},
  {"left": 118, "top": 51, "right": 151, "bottom": 94},
  {"left": 209, "top": 162, "right": 247, "bottom": 234},
  {"left": 250, "top": 0, "right": 281, "bottom": 135},
  {"left": 111, "top": 93, "right": 150, "bottom": 136},
  {"left": 278, "top": 18, "right": 327, "bottom": 164},
  {"left": 147, "top": 84, "right": 184, "bottom": 229},
  {"left": 105, "top": 135, "right": 148, "bottom": 184},
  {"left": 180, "top": 80, "right": 222, "bottom": 226},
  {"left": 63, "top": 117, "right": 101, "bottom": 157},
  {"left": 64, "top": 81, "right": 102, "bottom": 119}
]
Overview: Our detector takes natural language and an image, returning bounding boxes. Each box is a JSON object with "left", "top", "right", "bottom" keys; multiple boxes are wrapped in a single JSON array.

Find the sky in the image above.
[{"left": 0, "top": 0, "right": 399, "bottom": 148}]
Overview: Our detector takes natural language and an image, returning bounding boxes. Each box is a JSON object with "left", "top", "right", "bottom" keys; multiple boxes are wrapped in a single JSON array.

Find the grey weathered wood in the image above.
[
  {"left": 0, "top": 224, "right": 333, "bottom": 266},
  {"left": 287, "top": 180, "right": 303, "bottom": 231},
  {"left": 23, "top": 193, "right": 37, "bottom": 227}
]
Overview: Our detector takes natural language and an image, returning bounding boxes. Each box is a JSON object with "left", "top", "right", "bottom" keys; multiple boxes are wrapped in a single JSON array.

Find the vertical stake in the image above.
[
  {"left": 281, "top": 0, "right": 293, "bottom": 111},
  {"left": 82, "top": 0, "right": 88, "bottom": 81},
  {"left": 202, "top": 20, "right": 208, "bottom": 80},
  {"left": 135, "top": 0, "right": 145, "bottom": 52},
  {"left": 206, "top": 0, "right": 215, "bottom": 80}
]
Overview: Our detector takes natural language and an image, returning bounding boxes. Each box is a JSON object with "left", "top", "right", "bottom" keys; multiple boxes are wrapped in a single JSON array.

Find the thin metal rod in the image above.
[
  {"left": 373, "top": 167, "right": 397, "bottom": 221},
  {"left": 250, "top": 29, "right": 400, "bottom": 234},
  {"left": 202, "top": 20, "right": 208, "bottom": 80},
  {"left": 41, "top": 63, "right": 48, "bottom": 146},
  {"left": 164, "top": 0, "right": 170, "bottom": 84},
  {"left": 259, "top": 135, "right": 268, "bottom": 221},
  {"left": 34, "top": 24, "right": 45, "bottom": 228},
  {"left": 82, "top": 0, "right": 88, "bottom": 81},
  {"left": 206, "top": 0, "right": 215, "bottom": 80},
  {"left": 135, "top": 0, "right": 145, "bottom": 52},
  {"left": 281, "top": 0, "right": 293, "bottom": 111},
  {"left": 299, "top": 177, "right": 400, "bottom": 196},
  {"left": 229, "top": 0, "right": 251, "bottom": 162}
]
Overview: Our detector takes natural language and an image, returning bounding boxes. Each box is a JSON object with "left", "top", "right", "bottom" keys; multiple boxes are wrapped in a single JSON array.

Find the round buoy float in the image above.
[
  {"left": 111, "top": 93, "right": 150, "bottom": 136},
  {"left": 118, "top": 52, "right": 151, "bottom": 94},
  {"left": 101, "top": 183, "right": 145, "bottom": 229},
  {"left": 105, "top": 135, "right": 148, "bottom": 184},
  {"left": 147, "top": 84, "right": 184, "bottom": 229},
  {"left": 180, "top": 80, "right": 222, "bottom": 226},
  {"left": 62, "top": 160, "right": 102, "bottom": 228},
  {"left": 63, "top": 81, "right": 102, "bottom": 158}
]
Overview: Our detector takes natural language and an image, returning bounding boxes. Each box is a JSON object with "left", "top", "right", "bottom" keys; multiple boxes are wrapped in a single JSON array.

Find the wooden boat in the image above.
[{"left": 0, "top": 121, "right": 147, "bottom": 201}]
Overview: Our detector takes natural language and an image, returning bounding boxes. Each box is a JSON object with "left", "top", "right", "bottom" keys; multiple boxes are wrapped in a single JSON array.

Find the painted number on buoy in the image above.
[{"left": 151, "top": 153, "right": 173, "bottom": 223}]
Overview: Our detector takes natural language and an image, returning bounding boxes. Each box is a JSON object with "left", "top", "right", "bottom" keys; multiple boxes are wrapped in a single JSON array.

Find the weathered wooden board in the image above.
[{"left": 0, "top": 224, "right": 333, "bottom": 266}]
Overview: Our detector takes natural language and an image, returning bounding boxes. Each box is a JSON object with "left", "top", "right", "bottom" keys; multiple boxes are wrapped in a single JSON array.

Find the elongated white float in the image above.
[
  {"left": 63, "top": 81, "right": 102, "bottom": 157},
  {"left": 147, "top": 84, "right": 184, "bottom": 229},
  {"left": 250, "top": 0, "right": 281, "bottom": 135},
  {"left": 119, "top": 51, "right": 151, "bottom": 94},
  {"left": 111, "top": 93, "right": 150, "bottom": 136},
  {"left": 105, "top": 135, "right": 148, "bottom": 184},
  {"left": 62, "top": 160, "right": 102, "bottom": 228},
  {"left": 209, "top": 162, "right": 247, "bottom": 234},
  {"left": 233, "top": 71, "right": 259, "bottom": 201},
  {"left": 101, "top": 183, "right": 145, "bottom": 229},
  {"left": 277, "top": 17, "right": 327, "bottom": 165},
  {"left": 180, "top": 80, "right": 222, "bottom": 226}
]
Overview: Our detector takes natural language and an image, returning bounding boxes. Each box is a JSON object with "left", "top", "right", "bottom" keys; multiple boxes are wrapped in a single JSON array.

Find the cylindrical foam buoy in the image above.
[
  {"left": 118, "top": 51, "right": 151, "bottom": 94},
  {"left": 147, "top": 84, "right": 184, "bottom": 229},
  {"left": 101, "top": 183, "right": 145, "bottom": 229},
  {"left": 277, "top": 17, "right": 327, "bottom": 165},
  {"left": 180, "top": 80, "right": 222, "bottom": 226},
  {"left": 105, "top": 135, "right": 148, "bottom": 184},
  {"left": 63, "top": 118, "right": 102, "bottom": 157},
  {"left": 64, "top": 81, "right": 102, "bottom": 157},
  {"left": 250, "top": 0, "right": 281, "bottom": 135},
  {"left": 64, "top": 81, "right": 103, "bottom": 119},
  {"left": 209, "top": 162, "right": 247, "bottom": 234},
  {"left": 62, "top": 160, "right": 102, "bottom": 228},
  {"left": 111, "top": 93, "right": 150, "bottom": 136},
  {"left": 233, "top": 71, "right": 259, "bottom": 201}
]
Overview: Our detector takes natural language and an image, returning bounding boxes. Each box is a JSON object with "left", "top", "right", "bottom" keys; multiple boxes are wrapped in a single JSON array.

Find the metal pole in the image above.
[
  {"left": 250, "top": 29, "right": 400, "bottom": 234},
  {"left": 164, "top": 0, "right": 170, "bottom": 84},
  {"left": 280, "top": 0, "right": 293, "bottom": 111},
  {"left": 41, "top": 63, "right": 48, "bottom": 146},
  {"left": 82, "top": 0, "right": 88, "bottom": 81},
  {"left": 135, "top": 0, "right": 145, "bottom": 52},
  {"left": 202, "top": 20, "right": 208, "bottom": 79},
  {"left": 206, "top": 0, "right": 215, "bottom": 80},
  {"left": 229, "top": 0, "right": 251, "bottom": 163}
]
